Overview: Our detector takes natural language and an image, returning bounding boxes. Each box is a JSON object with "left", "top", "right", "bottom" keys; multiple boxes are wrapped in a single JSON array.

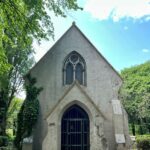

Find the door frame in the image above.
[{"left": 61, "top": 104, "right": 90, "bottom": 150}]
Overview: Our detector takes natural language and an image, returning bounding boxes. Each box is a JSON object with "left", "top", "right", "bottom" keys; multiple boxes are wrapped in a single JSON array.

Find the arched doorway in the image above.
[{"left": 61, "top": 105, "right": 90, "bottom": 150}]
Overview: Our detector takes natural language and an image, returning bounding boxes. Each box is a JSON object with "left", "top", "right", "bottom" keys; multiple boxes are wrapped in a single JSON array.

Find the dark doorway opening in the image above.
[{"left": 61, "top": 105, "right": 90, "bottom": 150}]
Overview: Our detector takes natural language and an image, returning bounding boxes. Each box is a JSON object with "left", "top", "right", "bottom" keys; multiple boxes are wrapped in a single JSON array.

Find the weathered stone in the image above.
[{"left": 27, "top": 23, "right": 131, "bottom": 150}]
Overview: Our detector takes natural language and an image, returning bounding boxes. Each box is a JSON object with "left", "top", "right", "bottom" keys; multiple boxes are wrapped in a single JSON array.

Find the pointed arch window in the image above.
[
  {"left": 66, "top": 63, "right": 73, "bottom": 84},
  {"left": 63, "top": 51, "right": 86, "bottom": 85}
]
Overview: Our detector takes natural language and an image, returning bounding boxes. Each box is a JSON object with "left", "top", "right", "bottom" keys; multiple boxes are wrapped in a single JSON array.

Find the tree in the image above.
[
  {"left": 120, "top": 61, "right": 150, "bottom": 135},
  {"left": 0, "top": 0, "right": 82, "bottom": 142},
  {"left": 6, "top": 97, "right": 23, "bottom": 137},
  {"left": 0, "top": 51, "right": 11, "bottom": 83},
  {"left": 0, "top": 0, "right": 82, "bottom": 46}
]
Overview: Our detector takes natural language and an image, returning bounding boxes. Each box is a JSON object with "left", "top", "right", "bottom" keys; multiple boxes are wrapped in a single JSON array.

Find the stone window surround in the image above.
[{"left": 63, "top": 51, "right": 86, "bottom": 86}]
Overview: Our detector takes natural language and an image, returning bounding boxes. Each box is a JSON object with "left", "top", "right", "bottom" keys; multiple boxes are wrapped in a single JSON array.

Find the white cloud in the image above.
[
  {"left": 142, "top": 49, "right": 150, "bottom": 53},
  {"left": 145, "top": 16, "right": 150, "bottom": 21},
  {"left": 84, "top": 0, "right": 150, "bottom": 21}
]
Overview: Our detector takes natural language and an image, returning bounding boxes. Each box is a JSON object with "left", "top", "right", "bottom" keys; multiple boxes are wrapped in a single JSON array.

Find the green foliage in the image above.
[
  {"left": 136, "top": 135, "right": 150, "bottom": 150},
  {"left": 6, "top": 98, "right": 23, "bottom": 138},
  {"left": 14, "top": 74, "right": 43, "bottom": 150},
  {"left": 0, "top": 50, "right": 11, "bottom": 85},
  {"left": 129, "top": 124, "right": 150, "bottom": 135},
  {"left": 0, "top": 0, "right": 82, "bottom": 48},
  {"left": 7, "top": 98, "right": 23, "bottom": 122},
  {"left": 120, "top": 61, "right": 150, "bottom": 135},
  {"left": 0, "top": 136, "right": 8, "bottom": 147}
]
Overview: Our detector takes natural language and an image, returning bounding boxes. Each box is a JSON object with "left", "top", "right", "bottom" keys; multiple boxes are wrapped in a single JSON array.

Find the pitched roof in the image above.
[{"left": 29, "top": 22, "right": 122, "bottom": 80}]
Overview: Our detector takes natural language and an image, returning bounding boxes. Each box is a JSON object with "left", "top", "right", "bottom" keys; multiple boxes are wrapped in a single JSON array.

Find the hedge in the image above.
[{"left": 136, "top": 135, "right": 150, "bottom": 150}]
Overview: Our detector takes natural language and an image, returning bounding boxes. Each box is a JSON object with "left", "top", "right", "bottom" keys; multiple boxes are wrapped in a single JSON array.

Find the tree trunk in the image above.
[
  {"left": 138, "top": 120, "right": 143, "bottom": 135},
  {"left": 147, "top": 125, "right": 150, "bottom": 133},
  {"left": 0, "top": 91, "right": 8, "bottom": 146},
  {"left": 0, "top": 111, "right": 7, "bottom": 146},
  {"left": 145, "top": 119, "right": 150, "bottom": 133},
  {"left": 131, "top": 122, "right": 135, "bottom": 136}
]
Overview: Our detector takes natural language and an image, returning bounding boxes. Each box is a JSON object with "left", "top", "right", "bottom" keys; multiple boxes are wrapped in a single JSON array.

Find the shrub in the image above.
[
  {"left": 0, "top": 136, "right": 8, "bottom": 147},
  {"left": 136, "top": 135, "right": 150, "bottom": 150}
]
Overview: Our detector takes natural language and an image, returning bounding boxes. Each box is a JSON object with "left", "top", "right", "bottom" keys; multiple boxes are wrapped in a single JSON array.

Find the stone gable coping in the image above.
[{"left": 45, "top": 80, "right": 107, "bottom": 120}]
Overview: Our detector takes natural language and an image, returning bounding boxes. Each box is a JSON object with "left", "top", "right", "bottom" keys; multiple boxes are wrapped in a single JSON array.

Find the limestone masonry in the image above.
[{"left": 26, "top": 23, "right": 131, "bottom": 150}]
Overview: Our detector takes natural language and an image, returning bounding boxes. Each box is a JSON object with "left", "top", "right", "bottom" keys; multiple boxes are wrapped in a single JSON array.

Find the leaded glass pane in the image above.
[
  {"left": 70, "top": 54, "right": 78, "bottom": 63},
  {"left": 66, "top": 63, "right": 73, "bottom": 84},
  {"left": 75, "top": 63, "right": 83, "bottom": 84}
]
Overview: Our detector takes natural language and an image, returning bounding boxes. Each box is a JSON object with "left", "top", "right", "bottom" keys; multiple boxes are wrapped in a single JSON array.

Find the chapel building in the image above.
[{"left": 28, "top": 22, "right": 131, "bottom": 150}]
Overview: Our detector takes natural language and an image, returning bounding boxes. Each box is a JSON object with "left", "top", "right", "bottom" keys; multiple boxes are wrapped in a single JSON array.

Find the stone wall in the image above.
[{"left": 29, "top": 24, "right": 130, "bottom": 150}]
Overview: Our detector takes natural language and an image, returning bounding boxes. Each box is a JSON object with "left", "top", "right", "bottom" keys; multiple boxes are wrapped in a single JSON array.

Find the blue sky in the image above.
[{"left": 33, "top": 0, "right": 150, "bottom": 72}]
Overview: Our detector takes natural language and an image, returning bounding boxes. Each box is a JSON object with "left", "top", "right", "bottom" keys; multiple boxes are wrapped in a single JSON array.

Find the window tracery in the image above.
[{"left": 63, "top": 51, "right": 86, "bottom": 85}]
